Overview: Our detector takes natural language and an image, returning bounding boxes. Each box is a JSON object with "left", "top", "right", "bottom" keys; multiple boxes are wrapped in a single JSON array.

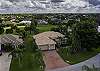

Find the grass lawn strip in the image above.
[
  {"left": 9, "top": 36, "right": 45, "bottom": 71},
  {"left": 58, "top": 48, "right": 98, "bottom": 64}
]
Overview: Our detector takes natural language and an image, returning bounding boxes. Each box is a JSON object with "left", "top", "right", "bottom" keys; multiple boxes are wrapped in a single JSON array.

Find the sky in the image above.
[{"left": 0, "top": 0, "right": 100, "bottom": 13}]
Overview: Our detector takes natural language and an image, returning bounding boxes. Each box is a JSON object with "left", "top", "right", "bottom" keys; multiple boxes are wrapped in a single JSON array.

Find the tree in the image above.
[
  {"left": 0, "top": 18, "right": 3, "bottom": 24},
  {"left": 15, "top": 28, "right": 20, "bottom": 33},
  {"left": 6, "top": 29, "right": 13, "bottom": 34},
  {"left": 71, "top": 23, "right": 81, "bottom": 53},
  {"left": 0, "top": 26, "right": 4, "bottom": 34},
  {"left": 8, "top": 46, "right": 24, "bottom": 67},
  {"left": 11, "top": 25, "right": 17, "bottom": 30},
  {"left": 19, "top": 30, "right": 27, "bottom": 39},
  {"left": 29, "top": 19, "right": 38, "bottom": 34},
  {"left": 24, "top": 26, "right": 30, "bottom": 32},
  {"left": 71, "top": 18, "right": 98, "bottom": 52}
]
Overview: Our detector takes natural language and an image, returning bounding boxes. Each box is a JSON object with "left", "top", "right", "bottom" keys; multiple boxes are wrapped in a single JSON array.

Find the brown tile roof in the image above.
[
  {"left": 33, "top": 31, "right": 64, "bottom": 45},
  {"left": 34, "top": 31, "right": 65, "bottom": 39},
  {"left": 35, "top": 36, "right": 56, "bottom": 45}
]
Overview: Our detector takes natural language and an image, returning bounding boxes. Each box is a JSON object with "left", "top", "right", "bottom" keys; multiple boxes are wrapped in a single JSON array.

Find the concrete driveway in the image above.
[
  {"left": 43, "top": 50, "right": 70, "bottom": 71},
  {"left": 0, "top": 53, "right": 12, "bottom": 71}
]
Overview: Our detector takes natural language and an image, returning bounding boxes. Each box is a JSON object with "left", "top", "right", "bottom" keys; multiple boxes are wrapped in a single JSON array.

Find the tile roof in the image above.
[
  {"left": 34, "top": 31, "right": 64, "bottom": 39},
  {"left": 0, "top": 34, "right": 23, "bottom": 46},
  {"left": 35, "top": 36, "right": 56, "bottom": 45},
  {"left": 33, "top": 31, "right": 64, "bottom": 45}
]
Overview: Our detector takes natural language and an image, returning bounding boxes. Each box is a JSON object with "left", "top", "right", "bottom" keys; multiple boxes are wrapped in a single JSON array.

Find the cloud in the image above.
[
  {"left": 0, "top": 0, "right": 100, "bottom": 13},
  {"left": 0, "top": 0, "right": 13, "bottom": 8}
]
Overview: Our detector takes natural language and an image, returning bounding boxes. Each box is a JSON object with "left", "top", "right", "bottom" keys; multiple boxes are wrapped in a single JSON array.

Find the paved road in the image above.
[
  {"left": 43, "top": 50, "right": 70, "bottom": 71},
  {"left": 0, "top": 53, "right": 12, "bottom": 71},
  {"left": 48, "top": 53, "right": 100, "bottom": 71}
]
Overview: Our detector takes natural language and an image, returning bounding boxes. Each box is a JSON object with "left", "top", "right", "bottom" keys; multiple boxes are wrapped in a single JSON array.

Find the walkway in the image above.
[
  {"left": 43, "top": 50, "right": 70, "bottom": 71},
  {"left": 48, "top": 53, "right": 100, "bottom": 71},
  {"left": 0, "top": 53, "right": 12, "bottom": 71}
]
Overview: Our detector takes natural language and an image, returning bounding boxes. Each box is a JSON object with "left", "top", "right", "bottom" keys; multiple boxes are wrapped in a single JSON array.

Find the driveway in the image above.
[
  {"left": 0, "top": 53, "right": 12, "bottom": 71},
  {"left": 43, "top": 50, "right": 70, "bottom": 71},
  {"left": 48, "top": 53, "right": 100, "bottom": 71}
]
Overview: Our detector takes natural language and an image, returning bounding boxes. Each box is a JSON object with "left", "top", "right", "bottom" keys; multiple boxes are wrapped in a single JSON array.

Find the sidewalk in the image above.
[{"left": 0, "top": 53, "right": 12, "bottom": 71}]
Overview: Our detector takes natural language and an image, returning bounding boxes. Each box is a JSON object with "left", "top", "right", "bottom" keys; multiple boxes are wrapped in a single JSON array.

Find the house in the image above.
[
  {"left": 0, "top": 34, "right": 23, "bottom": 53},
  {"left": 37, "top": 20, "right": 48, "bottom": 24},
  {"left": 98, "top": 26, "right": 100, "bottom": 32},
  {"left": 19, "top": 21, "right": 31, "bottom": 25},
  {"left": 33, "top": 31, "right": 65, "bottom": 50}
]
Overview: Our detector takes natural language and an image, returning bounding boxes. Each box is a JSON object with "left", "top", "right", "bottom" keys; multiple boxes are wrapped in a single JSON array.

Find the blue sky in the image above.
[{"left": 0, "top": 0, "right": 100, "bottom": 13}]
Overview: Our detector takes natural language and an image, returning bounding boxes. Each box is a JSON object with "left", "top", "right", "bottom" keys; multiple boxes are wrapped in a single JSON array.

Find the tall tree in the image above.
[
  {"left": 30, "top": 19, "right": 38, "bottom": 34},
  {"left": 71, "top": 18, "right": 98, "bottom": 52}
]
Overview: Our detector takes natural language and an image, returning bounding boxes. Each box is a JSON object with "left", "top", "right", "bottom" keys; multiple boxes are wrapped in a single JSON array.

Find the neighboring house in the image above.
[
  {"left": 10, "top": 19, "right": 16, "bottom": 22},
  {"left": 98, "top": 26, "right": 100, "bottom": 32},
  {"left": 37, "top": 20, "right": 48, "bottom": 24},
  {"left": 19, "top": 21, "right": 31, "bottom": 25},
  {"left": 0, "top": 34, "right": 23, "bottom": 52},
  {"left": 33, "top": 31, "right": 65, "bottom": 51}
]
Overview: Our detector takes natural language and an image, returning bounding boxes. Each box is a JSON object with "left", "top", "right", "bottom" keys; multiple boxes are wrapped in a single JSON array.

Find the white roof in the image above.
[{"left": 19, "top": 21, "right": 31, "bottom": 24}]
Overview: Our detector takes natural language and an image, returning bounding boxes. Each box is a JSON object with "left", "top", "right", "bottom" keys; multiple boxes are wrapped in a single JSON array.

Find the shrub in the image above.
[{"left": 2, "top": 44, "right": 14, "bottom": 52}]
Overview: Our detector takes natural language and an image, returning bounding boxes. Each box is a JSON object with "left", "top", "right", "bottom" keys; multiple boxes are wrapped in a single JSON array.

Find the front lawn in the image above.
[
  {"left": 58, "top": 48, "right": 98, "bottom": 64},
  {"left": 9, "top": 36, "right": 45, "bottom": 71}
]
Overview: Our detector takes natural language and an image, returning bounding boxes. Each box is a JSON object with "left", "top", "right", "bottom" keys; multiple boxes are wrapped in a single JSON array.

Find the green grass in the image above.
[
  {"left": 37, "top": 24, "right": 57, "bottom": 32},
  {"left": 58, "top": 48, "right": 98, "bottom": 64},
  {"left": 4, "top": 26, "right": 25, "bottom": 30},
  {"left": 4, "top": 24, "right": 57, "bottom": 33},
  {"left": 9, "top": 36, "right": 45, "bottom": 71}
]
